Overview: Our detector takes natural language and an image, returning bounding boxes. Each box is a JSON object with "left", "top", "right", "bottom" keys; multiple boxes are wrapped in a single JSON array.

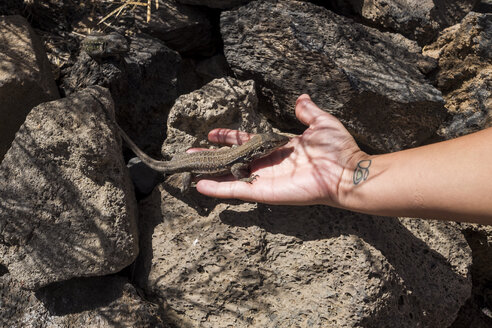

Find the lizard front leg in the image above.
[
  {"left": 231, "top": 163, "right": 257, "bottom": 183},
  {"left": 180, "top": 172, "right": 193, "bottom": 193}
]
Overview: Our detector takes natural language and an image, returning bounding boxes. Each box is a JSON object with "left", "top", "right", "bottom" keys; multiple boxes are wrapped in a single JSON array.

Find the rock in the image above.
[
  {"left": 423, "top": 12, "right": 492, "bottom": 139},
  {"left": 135, "top": 186, "right": 471, "bottom": 327},
  {"left": 177, "top": 55, "right": 232, "bottom": 95},
  {"left": 195, "top": 54, "right": 231, "bottom": 81},
  {"left": 177, "top": 0, "right": 251, "bottom": 9},
  {"left": 61, "top": 33, "right": 181, "bottom": 156},
  {"left": 221, "top": 0, "right": 446, "bottom": 153},
  {"left": 127, "top": 157, "right": 162, "bottom": 198},
  {"left": 343, "top": 0, "right": 479, "bottom": 45},
  {"left": 0, "top": 86, "right": 138, "bottom": 290},
  {"left": 475, "top": 0, "right": 492, "bottom": 13},
  {"left": 0, "top": 273, "right": 169, "bottom": 327},
  {"left": 0, "top": 0, "right": 23, "bottom": 15},
  {"left": 0, "top": 15, "right": 59, "bottom": 162},
  {"left": 135, "top": 0, "right": 214, "bottom": 56},
  {"left": 161, "top": 77, "right": 270, "bottom": 156},
  {"left": 450, "top": 223, "right": 492, "bottom": 327}
]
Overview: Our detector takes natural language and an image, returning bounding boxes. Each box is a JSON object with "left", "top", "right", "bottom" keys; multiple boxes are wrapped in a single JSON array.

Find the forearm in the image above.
[{"left": 339, "top": 128, "right": 492, "bottom": 223}]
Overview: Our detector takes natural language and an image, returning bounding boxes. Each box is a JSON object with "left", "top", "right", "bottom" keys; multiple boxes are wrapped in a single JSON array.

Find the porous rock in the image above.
[
  {"left": 0, "top": 86, "right": 138, "bottom": 290},
  {"left": 135, "top": 0, "right": 214, "bottom": 56},
  {"left": 177, "top": 0, "right": 251, "bottom": 9},
  {"left": 343, "top": 0, "right": 479, "bottom": 45},
  {"left": 221, "top": 0, "right": 446, "bottom": 153},
  {"left": 0, "top": 15, "right": 59, "bottom": 162},
  {"left": 423, "top": 12, "right": 492, "bottom": 139},
  {"left": 161, "top": 77, "right": 270, "bottom": 156},
  {"left": 450, "top": 223, "right": 492, "bottom": 327},
  {"left": 135, "top": 187, "right": 471, "bottom": 327},
  {"left": 61, "top": 33, "right": 181, "bottom": 156},
  {"left": 0, "top": 273, "right": 167, "bottom": 327}
]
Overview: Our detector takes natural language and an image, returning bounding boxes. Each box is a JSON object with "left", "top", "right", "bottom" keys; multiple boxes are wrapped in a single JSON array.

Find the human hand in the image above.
[{"left": 196, "top": 94, "right": 367, "bottom": 207}]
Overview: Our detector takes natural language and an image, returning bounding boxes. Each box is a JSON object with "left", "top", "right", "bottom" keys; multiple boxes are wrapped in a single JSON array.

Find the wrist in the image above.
[{"left": 337, "top": 151, "right": 378, "bottom": 212}]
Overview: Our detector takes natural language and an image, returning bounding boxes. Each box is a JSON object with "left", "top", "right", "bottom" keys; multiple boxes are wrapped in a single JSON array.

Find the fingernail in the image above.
[{"left": 296, "top": 94, "right": 311, "bottom": 106}]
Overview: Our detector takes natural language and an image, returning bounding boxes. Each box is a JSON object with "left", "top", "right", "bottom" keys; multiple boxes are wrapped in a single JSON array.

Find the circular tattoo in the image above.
[{"left": 353, "top": 159, "right": 372, "bottom": 185}]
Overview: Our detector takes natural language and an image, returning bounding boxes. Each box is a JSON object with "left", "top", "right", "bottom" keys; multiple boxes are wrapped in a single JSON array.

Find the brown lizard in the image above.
[{"left": 118, "top": 125, "right": 290, "bottom": 192}]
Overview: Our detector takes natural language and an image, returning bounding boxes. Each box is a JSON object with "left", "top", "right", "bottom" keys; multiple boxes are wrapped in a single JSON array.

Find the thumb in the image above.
[{"left": 295, "top": 94, "right": 326, "bottom": 127}]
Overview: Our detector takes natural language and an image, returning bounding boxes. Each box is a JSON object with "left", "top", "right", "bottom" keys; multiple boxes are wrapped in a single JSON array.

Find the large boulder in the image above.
[
  {"left": 0, "top": 15, "right": 59, "bottom": 162},
  {"left": 0, "top": 86, "right": 138, "bottom": 290},
  {"left": 136, "top": 187, "right": 471, "bottom": 327},
  {"left": 342, "top": 0, "right": 479, "bottom": 45},
  {"left": 0, "top": 273, "right": 168, "bottom": 327},
  {"left": 221, "top": 0, "right": 446, "bottom": 153},
  {"left": 423, "top": 12, "right": 492, "bottom": 139}
]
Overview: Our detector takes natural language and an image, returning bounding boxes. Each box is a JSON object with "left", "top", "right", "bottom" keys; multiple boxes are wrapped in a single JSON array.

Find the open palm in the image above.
[{"left": 196, "top": 94, "right": 365, "bottom": 207}]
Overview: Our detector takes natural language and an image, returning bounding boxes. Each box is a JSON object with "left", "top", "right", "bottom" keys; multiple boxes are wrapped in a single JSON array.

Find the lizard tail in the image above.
[{"left": 116, "top": 124, "right": 171, "bottom": 173}]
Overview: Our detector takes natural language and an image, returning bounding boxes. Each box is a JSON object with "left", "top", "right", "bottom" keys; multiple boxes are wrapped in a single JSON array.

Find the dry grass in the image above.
[{"left": 98, "top": 0, "right": 159, "bottom": 26}]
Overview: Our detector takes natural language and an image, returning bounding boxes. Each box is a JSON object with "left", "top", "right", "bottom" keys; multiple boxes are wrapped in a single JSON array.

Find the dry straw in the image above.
[{"left": 98, "top": 0, "right": 159, "bottom": 25}]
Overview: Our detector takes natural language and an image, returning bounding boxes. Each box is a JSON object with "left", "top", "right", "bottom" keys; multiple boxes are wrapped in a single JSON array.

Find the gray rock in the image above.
[
  {"left": 135, "top": 0, "right": 214, "bottom": 56},
  {"left": 177, "top": 55, "right": 232, "bottom": 95},
  {"left": 0, "top": 86, "right": 138, "bottom": 290},
  {"left": 343, "top": 0, "right": 479, "bottom": 45},
  {"left": 221, "top": 0, "right": 447, "bottom": 153},
  {"left": 61, "top": 33, "right": 181, "bottom": 156},
  {"left": 475, "top": 0, "right": 492, "bottom": 13},
  {"left": 0, "top": 273, "right": 168, "bottom": 327},
  {"left": 127, "top": 157, "right": 161, "bottom": 197},
  {"left": 135, "top": 186, "right": 471, "bottom": 327},
  {"left": 177, "top": 0, "right": 251, "bottom": 9},
  {"left": 119, "top": 34, "right": 181, "bottom": 156},
  {"left": 450, "top": 223, "right": 492, "bottom": 327},
  {"left": 195, "top": 54, "right": 231, "bottom": 81},
  {"left": 161, "top": 77, "right": 271, "bottom": 157},
  {"left": 0, "top": 1, "right": 23, "bottom": 15},
  {"left": 0, "top": 15, "right": 59, "bottom": 162},
  {"left": 423, "top": 12, "right": 492, "bottom": 139}
]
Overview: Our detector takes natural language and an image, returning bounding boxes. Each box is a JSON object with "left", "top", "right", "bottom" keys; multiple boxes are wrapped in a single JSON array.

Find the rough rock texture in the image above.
[
  {"left": 0, "top": 15, "right": 60, "bottom": 162},
  {"left": 344, "top": 0, "right": 479, "bottom": 45},
  {"left": 135, "top": 0, "right": 214, "bottom": 56},
  {"left": 61, "top": 34, "right": 181, "bottom": 156},
  {"left": 135, "top": 188, "right": 471, "bottom": 327},
  {"left": 0, "top": 273, "right": 169, "bottom": 327},
  {"left": 221, "top": 0, "right": 446, "bottom": 153},
  {"left": 423, "top": 12, "right": 492, "bottom": 139},
  {"left": 177, "top": 55, "right": 232, "bottom": 95},
  {"left": 161, "top": 77, "right": 270, "bottom": 157},
  {"left": 0, "top": 0, "right": 23, "bottom": 16},
  {"left": 178, "top": 0, "right": 251, "bottom": 9},
  {"left": 450, "top": 223, "right": 492, "bottom": 327},
  {"left": 475, "top": 0, "right": 492, "bottom": 13},
  {"left": 0, "top": 86, "right": 138, "bottom": 290}
]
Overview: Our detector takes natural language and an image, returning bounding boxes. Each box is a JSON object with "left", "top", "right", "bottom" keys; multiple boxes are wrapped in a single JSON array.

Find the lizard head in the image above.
[{"left": 250, "top": 132, "right": 290, "bottom": 159}]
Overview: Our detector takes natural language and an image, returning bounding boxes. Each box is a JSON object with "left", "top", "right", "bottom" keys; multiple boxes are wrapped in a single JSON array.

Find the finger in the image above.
[
  {"left": 196, "top": 179, "right": 255, "bottom": 201},
  {"left": 208, "top": 128, "right": 254, "bottom": 145},
  {"left": 295, "top": 94, "right": 327, "bottom": 127}
]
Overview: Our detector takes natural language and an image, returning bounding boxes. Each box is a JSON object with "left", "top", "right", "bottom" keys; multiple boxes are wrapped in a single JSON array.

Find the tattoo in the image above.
[{"left": 353, "top": 160, "right": 371, "bottom": 185}]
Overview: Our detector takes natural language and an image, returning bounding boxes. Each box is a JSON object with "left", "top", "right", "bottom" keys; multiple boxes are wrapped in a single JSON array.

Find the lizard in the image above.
[
  {"left": 117, "top": 124, "right": 290, "bottom": 192},
  {"left": 81, "top": 32, "right": 129, "bottom": 58}
]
